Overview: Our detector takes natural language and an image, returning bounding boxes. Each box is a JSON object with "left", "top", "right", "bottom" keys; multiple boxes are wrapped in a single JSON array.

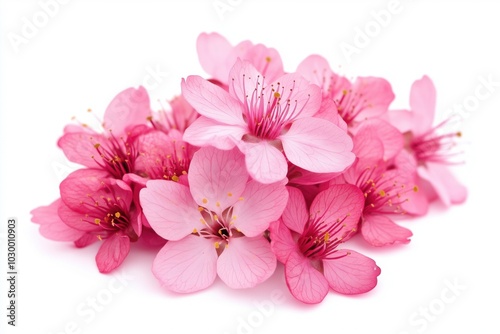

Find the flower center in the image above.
[
  {"left": 236, "top": 74, "right": 310, "bottom": 140},
  {"left": 298, "top": 215, "right": 354, "bottom": 260},
  {"left": 91, "top": 131, "right": 136, "bottom": 179},
  {"left": 140, "top": 141, "right": 191, "bottom": 181},
  {"left": 356, "top": 165, "right": 418, "bottom": 215},
  {"left": 410, "top": 120, "right": 462, "bottom": 165},
  {"left": 335, "top": 89, "right": 367, "bottom": 126},
  {"left": 193, "top": 205, "right": 243, "bottom": 251}
]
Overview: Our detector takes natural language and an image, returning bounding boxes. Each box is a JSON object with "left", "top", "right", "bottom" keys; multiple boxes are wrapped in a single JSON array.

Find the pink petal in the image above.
[
  {"left": 57, "top": 204, "right": 100, "bottom": 232},
  {"left": 139, "top": 180, "right": 199, "bottom": 241},
  {"left": 188, "top": 147, "right": 248, "bottom": 213},
  {"left": 310, "top": 184, "right": 365, "bottom": 239},
  {"left": 355, "top": 119, "right": 404, "bottom": 161},
  {"left": 280, "top": 117, "right": 355, "bottom": 173},
  {"left": 315, "top": 98, "right": 348, "bottom": 132},
  {"left": 152, "top": 235, "right": 218, "bottom": 293},
  {"left": 30, "top": 199, "right": 85, "bottom": 241},
  {"left": 241, "top": 141, "right": 288, "bottom": 184},
  {"left": 281, "top": 186, "right": 309, "bottom": 234},
  {"left": 322, "top": 250, "right": 380, "bottom": 294},
  {"left": 402, "top": 186, "right": 429, "bottom": 216},
  {"left": 243, "top": 44, "right": 284, "bottom": 83},
  {"left": 285, "top": 251, "right": 329, "bottom": 304},
  {"left": 418, "top": 163, "right": 467, "bottom": 206},
  {"left": 296, "top": 55, "right": 350, "bottom": 96},
  {"left": 217, "top": 236, "right": 277, "bottom": 289},
  {"left": 57, "top": 131, "right": 103, "bottom": 168},
  {"left": 231, "top": 180, "right": 288, "bottom": 237},
  {"left": 95, "top": 233, "right": 131, "bottom": 273},
  {"left": 351, "top": 76, "right": 395, "bottom": 121},
  {"left": 181, "top": 76, "right": 245, "bottom": 126},
  {"left": 74, "top": 233, "right": 98, "bottom": 248},
  {"left": 386, "top": 109, "right": 414, "bottom": 134},
  {"left": 269, "top": 220, "right": 298, "bottom": 264},
  {"left": 183, "top": 116, "right": 246, "bottom": 150},
  {"left": 103, "top": 86, "right": 150, "bottom": 135},
  {"left": 196, "top": 32, "right": 233, "bottom": 82},
  {"left": 361, "top": 214, "right": 412, "bottom": 246},
  {"left": 409, "top": 75, "right": 436, "bottom": 136},
  {"left": 352, "top": 128, "right": 384, "bottom": 169}
]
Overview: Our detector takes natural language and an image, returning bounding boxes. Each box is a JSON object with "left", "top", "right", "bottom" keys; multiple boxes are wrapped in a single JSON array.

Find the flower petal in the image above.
[
  {"left": 183, "top": 116, "right": 246, "bottom": 150},
  {"left": 296, "top": 55, "right": 350, "bottom": 97},
  {"left": 30, "top": 199, "right": 85, "bottom": 241},
  {"left": 281, "top": 186, "right": 309, "bottom": 234},
  {"left": 217, "top": 236, "right": 277, "bottom": 289},
  {"left": 351, "top": 76, "right": 395, "bottom": 122},
  {"left": 281, "top": 117, "right": 355, "bottom": 173},
  {"left": 285, "top": 251, "right": 329, "bottom": 304},
  {"left": 152, "top": 235, "right": 218, "bottom": 293},
  {"left": 57, "top": 131, "right": 103, "bottom": 168},
  {"left": 197, "top": 32, "right": 233, "bottom": 82},
  {"left": 409, "top": 75, "right": 436, "bottom": 136},
  {"left": 103, "top": 86, "right": 150, "bottom": 135},
  {"left": 361, "top": 214, "right": 412, "bottom": 246},
  {"left": 241, "top": 141, "right": 288, "bottom": 184},
  {"left": 418, "top": 163, "right": 467, "bottom": 206},
  {"left": 231, "top": 180, "right": 288, "bottom": 237},
  {"left": 188, "top": 147, "right": 248, "bottom": 213},
  {"left": 322, "top": 250, "right": 381, "bottom": 294},
  {"left": 355, "top": 119, "right": 404, "bottom": 161},
  {"left": 310, "top": 184, "right": 365, "bottom": 239},
  {"left": 95, "top": 233, "right": 130, "bottom": 273},
  {"left": 269, "top": 220, "right": 297, "bottom": 264},
  {"left": 181, "top": 76, "right": 245, "bottom": 125},
  {"left": 140, "top": 180, "right": 199, "bottom": 241},
  {"left": 243, "top": 44, "right": 284, "bottom": 83}
]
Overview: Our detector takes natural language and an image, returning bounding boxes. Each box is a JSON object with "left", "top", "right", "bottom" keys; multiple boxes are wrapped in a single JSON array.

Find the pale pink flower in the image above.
[
  {"left": 149, "top": 95, "right": 199, "bottom": 134},
  {"left": 297, "top": 55, "right": 395, "bottom": 127},
  {"left": 197, "top": 32, "right": 284, "bottom": 87},
  {"left": 269, "top": 185, "right": 380, "bottom": 304},
  {"left": 182, "top": 59, "right": 355, "bottom": 184},
  {"left": 140, "top": 147, "right": 289, "bottom": 293},
  {"left": 57, "top": 169, "right": 139, "bottom": 273},
  {"left": 387, "top": 76, "right": 467, "bottom": 206}
]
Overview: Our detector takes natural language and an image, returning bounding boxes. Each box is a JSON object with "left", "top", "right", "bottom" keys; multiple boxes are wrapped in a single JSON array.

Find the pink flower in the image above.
[
  {"left": 57, "top": 169, "right": 139, "bottom": 273},
  {"left": 148, "top": 95, "right": 199, "bottom": 134},
  {"left": 197, "top": 32, "right": 284, "bottom": 87},
  {"left": 140, "top": 147, "right": 289, "bottom": 292},
  {"left": 58, "top": 86, "right": 151, "bottom": 179},
  {"left": 182, "top": 59, "right": 355, "bottom": 184},
  {"left": 269, "top": 185, "right": 380, "bottom": 304},
  {"left": 388, "top": 76, "right": 467, "bottom": 206},
  {"left": 297, "top": 55, "right": 395, "bottom": 127}
]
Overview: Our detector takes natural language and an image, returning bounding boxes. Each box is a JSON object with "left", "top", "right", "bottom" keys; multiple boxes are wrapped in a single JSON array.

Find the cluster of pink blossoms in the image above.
[{"left": 31, "top": 33, "right": 466, "bottom": 304}]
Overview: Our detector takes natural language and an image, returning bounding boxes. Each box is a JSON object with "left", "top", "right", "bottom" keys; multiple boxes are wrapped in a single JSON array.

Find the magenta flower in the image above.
[
  {"left": 182, "top": 59, "right": 355, "bottom": 184},
  {"left": 388, "top": 76, "right": 467, "bottom": 206},
  {"left": 297, "top": 55, "right": 395, "bottom": 127},
  {"left": 269, "top": 185, "right": 380, "bottom": 304},
  {"left": 58, "top": 86, "right": 151, "bottom": 179},
  {"left": 197, "top": 32, "right": 284, "bottom": 87},
  {"left": 57, "top": 169, "right": 139, "bottom": 272},
  {"left": 140, "top": 147, "right": 289, "bottom": 292}
]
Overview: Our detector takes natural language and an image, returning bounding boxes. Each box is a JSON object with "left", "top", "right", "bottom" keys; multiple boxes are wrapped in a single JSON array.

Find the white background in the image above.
[{"left": 1, "top": 1, "right": 500, "bottom": 333}]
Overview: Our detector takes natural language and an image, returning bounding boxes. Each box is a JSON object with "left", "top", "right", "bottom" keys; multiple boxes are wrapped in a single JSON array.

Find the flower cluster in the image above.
[{"left": 31, "top": 32, "right": 467, "bottom": 304}]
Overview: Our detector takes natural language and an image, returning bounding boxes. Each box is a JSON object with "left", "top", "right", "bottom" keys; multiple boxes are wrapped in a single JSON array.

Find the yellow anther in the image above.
[
  {"left": 182, "top": 171, "right": 187, "bottom": 175},
  {"left": 456, "top": 131, "right": 462, "bottom": 137},
  {"left": 274, "top": 92, "right": 281, "bottom": 98},
  {"left": 198, "top": 206, "right": 204, "bottom": 212},
  {"left": 227, "top": 192, "right": 233, "bottom": 197},
  {"left": 214, "top": 242, "right": 220, "bottom": 249},
  {"left": 265, "top": 56, "right": 271, "bottom": 62},
  {"left": 97, "top": 235, "right": 102, "bottom": 241},
  {"left": 94, "top": 218, "right": 101, "bottom": 225},
  {"left": 216, "top": 201, "right": 221, "bottom": 207},
  {"left": 413, "top": 186, "right": 419, "bottom": 192},
  {"left": 171, "top": 175, "right": 179, "bottom": 182},
  {"left": 379, "top": 190, "right": 386, "bottom": 197},
  {"left": 239, "top": 197, "right": 244, "bottom": 201},
  {"left": 94, "top": 143, "right": 101, "bottom": 149},
  {"left": 114, "top": 212, "right": 121, "bottom": 218},
  {"left": 213, "top": 215, "right": 218, "bottom": 221},
  {"left": 192, "top": 228, "right": 198, "bottom": 234},
  {"left": 202, "top": 198, "right": 208, "bottom": 204},
  {"left": 324, "top": 232, "right": 330, "bottom": 242}
]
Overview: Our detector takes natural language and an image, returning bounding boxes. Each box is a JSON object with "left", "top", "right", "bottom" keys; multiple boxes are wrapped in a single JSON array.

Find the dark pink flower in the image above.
[
  {"left": 269, "top": 185, "right": 380, "bottom": 304},
  {"left": 297, "top": 55, "right": 395, "bottom": 127},
  {"left": 58, "top": 169, "right": 139, "bottom": 272}
]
